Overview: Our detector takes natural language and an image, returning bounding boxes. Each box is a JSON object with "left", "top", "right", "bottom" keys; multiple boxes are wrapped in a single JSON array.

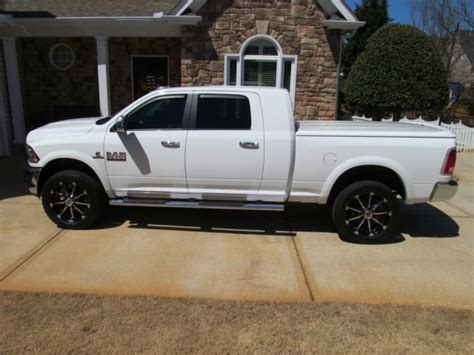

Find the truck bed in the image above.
[{"left": 296, "top": 120, "right": 455, "bottom": 139}]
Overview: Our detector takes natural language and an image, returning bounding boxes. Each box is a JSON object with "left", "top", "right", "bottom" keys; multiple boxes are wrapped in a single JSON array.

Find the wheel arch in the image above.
[
  {"left": 323, "top": 159, "right": 411, "bottom": 205},
  {"left": 37, "top": 158, "right": 110, "bottom": 197}
]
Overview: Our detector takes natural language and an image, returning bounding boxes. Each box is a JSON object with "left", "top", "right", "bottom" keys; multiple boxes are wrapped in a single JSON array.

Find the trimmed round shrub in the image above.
[{"left": 345, "top": 24, "right": 449, "bottom": 120}]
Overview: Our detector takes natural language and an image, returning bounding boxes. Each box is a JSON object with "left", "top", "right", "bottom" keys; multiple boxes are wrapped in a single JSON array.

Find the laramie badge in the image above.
[{"left": 106, "top": 152, "right": 127, "bottom": 161}]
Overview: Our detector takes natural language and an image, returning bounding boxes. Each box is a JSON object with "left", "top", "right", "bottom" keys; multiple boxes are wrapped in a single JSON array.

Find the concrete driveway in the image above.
[{"left": 0, "top": 152, "right": 473, "bottom": 309}]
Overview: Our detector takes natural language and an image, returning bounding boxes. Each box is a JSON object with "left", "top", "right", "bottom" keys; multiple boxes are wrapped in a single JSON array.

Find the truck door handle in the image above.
[
  {"left": 239, "top": 141, "right": 259, "bottom": 149},
  {"left": 161, "top": 140, "right": 180, "bottom": 148}
]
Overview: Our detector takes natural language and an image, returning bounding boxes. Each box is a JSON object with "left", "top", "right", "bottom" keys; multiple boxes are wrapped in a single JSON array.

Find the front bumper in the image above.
[
  {"left": 24, "top": 166, "right": 42, "bottom": 196},
  {"left": 430, "top": 180, "right": 458, "bottom": 202}
]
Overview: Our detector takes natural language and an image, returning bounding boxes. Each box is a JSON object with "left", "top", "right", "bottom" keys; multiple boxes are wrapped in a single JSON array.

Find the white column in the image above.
[
  {"left": 95, "top": 36, "right": 111, "bottom": 117},
  {"left": 2, "top": 38, "right": 26, "bottom": 144}
]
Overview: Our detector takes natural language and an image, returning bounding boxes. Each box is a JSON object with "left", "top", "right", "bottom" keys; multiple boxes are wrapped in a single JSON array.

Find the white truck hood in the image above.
[
  {"left": 27, "top": 117, "right": 102, "bottom": 143},
  {"left": 296, "top": 121, "right": 456, "bottom": 139}
]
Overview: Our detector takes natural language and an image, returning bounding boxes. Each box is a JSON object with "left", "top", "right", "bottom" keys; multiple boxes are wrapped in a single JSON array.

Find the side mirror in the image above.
[{"left": 116, "top": 115, "right": 126, "bottom": 133}]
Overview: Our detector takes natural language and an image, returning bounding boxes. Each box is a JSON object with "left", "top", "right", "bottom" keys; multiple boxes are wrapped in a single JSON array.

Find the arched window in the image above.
[{"left": 224, "top": 35, "right": 297, "bottom": 106}]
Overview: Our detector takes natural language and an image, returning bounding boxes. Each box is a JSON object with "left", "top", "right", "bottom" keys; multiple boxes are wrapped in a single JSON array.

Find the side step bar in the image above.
[{"left": 109, "top": 198, "right": 285, "bottom": 212}]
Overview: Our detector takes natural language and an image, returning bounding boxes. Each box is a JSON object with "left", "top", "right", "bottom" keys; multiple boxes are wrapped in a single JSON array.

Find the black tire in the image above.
[
  {"left": 41, "top": 170, "right": 106, "bottom": 229},
  {"left": 331, "top": 181, "right": 400, "bottom": 243}
]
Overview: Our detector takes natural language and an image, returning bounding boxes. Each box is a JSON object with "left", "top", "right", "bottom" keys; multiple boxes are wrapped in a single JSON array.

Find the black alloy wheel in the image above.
[
  {"left": 42, "top": 170, "right": 105, "bottom": 229},
  {"left": 332, "top": 181, "right": 400, "bottom": 243}
]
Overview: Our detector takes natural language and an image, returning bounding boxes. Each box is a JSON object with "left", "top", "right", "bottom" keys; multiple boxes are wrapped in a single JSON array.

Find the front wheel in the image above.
[
  {"left": 332, "top": 181, "right": 400, "bottom": 243},
  {"left": 41, "top": 170, "right": 106, "bottom": 229}
]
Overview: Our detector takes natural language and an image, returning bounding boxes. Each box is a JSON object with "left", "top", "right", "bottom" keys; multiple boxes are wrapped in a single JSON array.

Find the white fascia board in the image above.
[
  {"left": 318, "top": 0, "right": 360, "bottom": 22},
  {"left": 0, "top": 15, "right": 201, "bottom": 37},
  {"left": 174, "top": 0, "right": 194, "bottom": 16},
  {"left": 323, "top": 20, "right": 366, "bottom": 30}
]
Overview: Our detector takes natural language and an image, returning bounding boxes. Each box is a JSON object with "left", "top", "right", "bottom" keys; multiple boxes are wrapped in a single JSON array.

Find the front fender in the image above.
[
  {"left": 319, "top": 156, "right": 413, "bottom": 203},
  {"left": 36, "top": 150, "right": 114, "bottom": 197}
]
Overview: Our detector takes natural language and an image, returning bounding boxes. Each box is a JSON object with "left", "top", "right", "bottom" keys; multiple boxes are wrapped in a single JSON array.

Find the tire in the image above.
[
  {"left": 41, "top": 170, "right": 106, "bottom": 229},
  {"left": 331, "top": 181, "right": 400, "bottom": 243}
]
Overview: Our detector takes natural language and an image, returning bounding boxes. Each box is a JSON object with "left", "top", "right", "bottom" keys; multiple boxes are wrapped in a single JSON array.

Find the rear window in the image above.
[{"left": 196, "top": 95, "right": 251, "bottom": 130}]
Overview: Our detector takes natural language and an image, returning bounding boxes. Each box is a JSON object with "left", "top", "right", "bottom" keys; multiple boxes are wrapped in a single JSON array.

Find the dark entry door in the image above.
[{"left": 132, "top": 56, "right": 169, "bottom": 100}]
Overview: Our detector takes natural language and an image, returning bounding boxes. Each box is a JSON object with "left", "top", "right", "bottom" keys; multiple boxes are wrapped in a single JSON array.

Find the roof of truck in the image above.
[{"left": 158, "top": 86, "right": 289, "bottom": 94}]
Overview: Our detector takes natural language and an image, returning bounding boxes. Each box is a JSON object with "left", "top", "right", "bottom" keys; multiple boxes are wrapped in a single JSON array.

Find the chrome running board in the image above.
[{"left": 109, "top": 198, "right": 285, "bottom": 212}]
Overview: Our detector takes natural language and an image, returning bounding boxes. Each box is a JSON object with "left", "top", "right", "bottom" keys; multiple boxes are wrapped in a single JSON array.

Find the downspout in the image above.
[{"left": 335, "top": 30, "right": 344, "bottom": 120}]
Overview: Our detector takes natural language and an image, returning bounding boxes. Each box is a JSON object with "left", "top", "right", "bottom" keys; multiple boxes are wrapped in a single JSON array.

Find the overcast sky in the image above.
[{"left": 345, "top": 0, "right": 412, "bottom": 24}]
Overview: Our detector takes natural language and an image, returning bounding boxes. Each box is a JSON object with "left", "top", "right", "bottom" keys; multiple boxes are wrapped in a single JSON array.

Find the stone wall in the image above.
[
  {"left": 20, "top": 38, "right": 100, "bottom": 128},
  {"left": 181, "top": 0, "right": 341, "bottom": 120},
  {"left": 109, "top": 38, "right": 181, "bottom": 114}
]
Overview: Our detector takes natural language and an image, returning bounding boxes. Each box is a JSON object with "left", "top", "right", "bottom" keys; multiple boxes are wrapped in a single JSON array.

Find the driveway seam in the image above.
[
  {"left": 289, "top": 235, "right": 315, "bottom": 302},
  {"left": 444, "top": 201, "right": 474, "bottom": 217},
  {"left": 0, "top": 230, "right": 65, "bottom": 282}
]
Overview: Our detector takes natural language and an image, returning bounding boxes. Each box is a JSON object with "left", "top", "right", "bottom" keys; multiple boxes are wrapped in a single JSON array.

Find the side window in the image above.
[
  {"left": 127, "top": 96, "right": 187, "bottom": 130},
  {"left": 196, "top": 95, "right": 251, "bottom": 130}
]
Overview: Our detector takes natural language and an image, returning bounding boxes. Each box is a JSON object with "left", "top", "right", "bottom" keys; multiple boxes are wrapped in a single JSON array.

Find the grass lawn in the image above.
[{"left": 1, "top": 291, "right": 473, "bottom": 353}]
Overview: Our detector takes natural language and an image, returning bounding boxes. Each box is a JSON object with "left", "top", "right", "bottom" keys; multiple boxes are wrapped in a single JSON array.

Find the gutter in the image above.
[
  {"left": 323, "top": 20, "right": 366, "bottom": 31},
  {"left": 0, "top": 14, "right": 202, "bottom": 25}
]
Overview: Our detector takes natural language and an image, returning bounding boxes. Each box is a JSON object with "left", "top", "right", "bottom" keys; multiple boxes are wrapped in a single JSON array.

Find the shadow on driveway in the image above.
[{"left": 94, "top": 202, "right": 459, "bottom": 243}]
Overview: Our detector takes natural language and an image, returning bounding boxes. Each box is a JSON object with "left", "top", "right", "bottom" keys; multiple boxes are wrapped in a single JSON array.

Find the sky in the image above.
[{"left": 345, "top": 0, "right": 412, "bottom": 24}]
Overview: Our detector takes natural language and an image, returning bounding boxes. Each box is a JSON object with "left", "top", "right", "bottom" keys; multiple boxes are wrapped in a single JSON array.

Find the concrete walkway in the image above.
[{"left": 0, "top": 153, "right": 473, "bottom": 309}]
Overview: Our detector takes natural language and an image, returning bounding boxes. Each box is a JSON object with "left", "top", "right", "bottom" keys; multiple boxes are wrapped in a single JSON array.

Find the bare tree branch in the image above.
[{"left": 409, "top": 0, "right": 473, "bottom": 76}]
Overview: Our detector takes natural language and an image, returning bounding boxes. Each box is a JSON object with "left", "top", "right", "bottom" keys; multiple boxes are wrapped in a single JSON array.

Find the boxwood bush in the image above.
[{"left": 345, "top": 24, "right": 449, "bottom": 120}]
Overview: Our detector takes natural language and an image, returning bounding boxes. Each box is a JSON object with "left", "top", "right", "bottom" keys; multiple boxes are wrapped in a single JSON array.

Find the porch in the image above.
[{"left": 0, "top": 14, "right": 199, "bottom": 156}]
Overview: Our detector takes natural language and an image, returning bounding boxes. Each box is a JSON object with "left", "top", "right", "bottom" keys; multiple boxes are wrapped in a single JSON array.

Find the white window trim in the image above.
[
  {"left": 224, "top": 35, "right": 297, "bottom": 108},
  {"left": 49, "top": 43, "right": 75, "bottom": 71}
]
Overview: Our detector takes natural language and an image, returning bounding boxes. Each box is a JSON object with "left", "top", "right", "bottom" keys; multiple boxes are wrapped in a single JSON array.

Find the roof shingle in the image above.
[{"left": 0, "top": 0, "right": 180, "bottom": 17}]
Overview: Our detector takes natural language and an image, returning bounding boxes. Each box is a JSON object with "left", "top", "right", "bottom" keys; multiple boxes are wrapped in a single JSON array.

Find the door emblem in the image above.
[
  {"left": 93, "top": 152, "right": 104, "bottom": 159},
  {"left": 106, "top": 152, "right": 127, "bottom": 161}
]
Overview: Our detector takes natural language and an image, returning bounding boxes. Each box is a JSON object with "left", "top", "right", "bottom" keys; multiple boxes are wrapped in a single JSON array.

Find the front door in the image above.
[
  {"left": 185, "top": 92, "right": 264, "bottom": 200},
  {"left": 104, "top": 94, "right": 190, "bottom": 198}
]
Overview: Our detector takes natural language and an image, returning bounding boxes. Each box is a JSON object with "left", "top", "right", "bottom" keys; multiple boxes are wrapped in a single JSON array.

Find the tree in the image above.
[
  {"left": 342, "top": 0, "right": 390, "bottom": 75},
  {"left": 345, "top": 24, "right": 449, "bottom": 120},
  {"left": 409, "top": 0, "right": 473, "bottom": 76}
]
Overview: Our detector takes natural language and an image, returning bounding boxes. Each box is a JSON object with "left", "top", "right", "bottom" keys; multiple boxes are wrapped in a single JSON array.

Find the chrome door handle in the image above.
[
  {"left": 161, "top": 140, "right": 180, "bottom": 148},
  {"left": 239, "top": 141, "right": 259, "bottom": 149}
]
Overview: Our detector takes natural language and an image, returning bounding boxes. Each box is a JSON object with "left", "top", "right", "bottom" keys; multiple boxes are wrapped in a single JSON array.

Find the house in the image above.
[
  {"left": 0, "top": 0, "right": 364, "bottom": 156},
  {"left": 450, "top": 30, "right": 474, "bottom": 98}
]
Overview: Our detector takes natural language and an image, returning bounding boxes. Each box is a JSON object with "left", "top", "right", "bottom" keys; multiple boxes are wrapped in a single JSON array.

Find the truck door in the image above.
[
  {"left": 104, "top": 94, "right": 190, "bottom": 198},
  {"left": 185, "top": 92, "right": 264, "bottom": 200}
]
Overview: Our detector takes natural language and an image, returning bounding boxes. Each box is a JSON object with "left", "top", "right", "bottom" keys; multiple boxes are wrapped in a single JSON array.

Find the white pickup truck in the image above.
[{"left": 25, "top": 87, "right": 458, "bottom": 242}]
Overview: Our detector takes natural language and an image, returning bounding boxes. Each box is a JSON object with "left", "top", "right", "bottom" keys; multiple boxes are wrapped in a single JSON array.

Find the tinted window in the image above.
[
  {"left": 127, "top": 96, "right": 186, "bottom": 130},
  {"left": 196, "top": 95, "right": 251, "bottom": 130}
]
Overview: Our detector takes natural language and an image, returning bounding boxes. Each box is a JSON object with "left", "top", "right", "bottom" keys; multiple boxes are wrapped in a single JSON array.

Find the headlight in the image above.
[{"left": 26, "top": 145, "right": 40, "bottom": 163}]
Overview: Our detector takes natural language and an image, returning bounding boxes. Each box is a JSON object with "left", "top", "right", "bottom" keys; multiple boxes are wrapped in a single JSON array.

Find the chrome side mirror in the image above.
[{"left": 116, "top": 115, "right": 126, "bottom": 133}]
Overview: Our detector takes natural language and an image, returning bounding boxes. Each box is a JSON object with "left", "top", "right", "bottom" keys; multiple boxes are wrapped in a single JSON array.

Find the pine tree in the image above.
[{"left": 342, "top": 0, "right": 390, "bottom": 75}]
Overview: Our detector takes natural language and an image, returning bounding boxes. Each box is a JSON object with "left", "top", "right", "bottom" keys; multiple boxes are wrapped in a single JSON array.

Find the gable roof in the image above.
[
  {"left": 0, "top": 0, "right": 179, "bottom": 17},
  {"left": 172, "top": 0, "right": 364, "bottom": 31},
  {"left": 0, "top": 0, "right": 364, "bottom": 34},
  {"left": 459, "top": 30, "right": 474, "bottom": 65}
]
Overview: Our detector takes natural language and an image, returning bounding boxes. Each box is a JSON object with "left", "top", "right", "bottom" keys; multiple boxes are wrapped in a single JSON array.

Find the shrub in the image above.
[{"left": 345, "top": 24, "right": 449, "bottom": 120}]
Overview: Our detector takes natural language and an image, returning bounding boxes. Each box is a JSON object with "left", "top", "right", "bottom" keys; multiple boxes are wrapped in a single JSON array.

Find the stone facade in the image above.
[
  {"left": 19, "top": 38, "right": 100, "bottom": 128},
  {"left": 181, "top": 0, "right": 341, "bottom": 120},
  {"left": 109, "top": 38, "right": 181, "bottom": 113}
]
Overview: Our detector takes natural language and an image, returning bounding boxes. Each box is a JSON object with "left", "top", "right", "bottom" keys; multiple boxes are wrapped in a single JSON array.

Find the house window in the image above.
[
  {"left": 224, "top": 35, "right": 297, "bottom": 107},
  {"left": 49, "top": 44, "right": 75, "bottom": 70}
]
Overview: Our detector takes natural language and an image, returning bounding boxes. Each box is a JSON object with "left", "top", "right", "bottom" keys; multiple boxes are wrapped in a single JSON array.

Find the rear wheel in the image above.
[
  {"left": 332, "top": 181, "right": 400, "bottom": 243},
  {"left": 41, "top": 170, "right": 105, "bottom": 229}
]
